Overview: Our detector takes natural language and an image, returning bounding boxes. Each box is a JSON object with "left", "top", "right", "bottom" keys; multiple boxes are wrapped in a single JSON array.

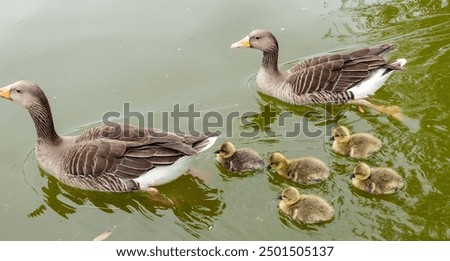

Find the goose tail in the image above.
[
  {"left": 351, "top": 58, "right": 407, "bottom": 99},
  {"left": 191, "top": 131, "right": 219, "bottom": 153},
  {"left": 135, "top": 132, "right": 219, "bottom": 189}
]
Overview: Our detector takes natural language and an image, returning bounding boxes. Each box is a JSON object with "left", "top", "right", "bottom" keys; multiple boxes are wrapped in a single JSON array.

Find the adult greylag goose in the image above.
[
  {"left": 350, "top": 163, "right": 404, "bottom": 195},
  {"left": 231, "top": 29, "right": 406, "bottom": 119},
  {"left": 0, "top": 81, "right": 218, "bottom": 192},
  {"left": 331, "top": 126, "right": 381, "bottom": 159},
  {"left": 267, "top": 152, "right": 330, "bottom": 185},
  {"left": 214, "top": 141, "right": 264, "bottom": 172},
  {"left": 278, "top": 186, "right": 334, "bottom": 224}
]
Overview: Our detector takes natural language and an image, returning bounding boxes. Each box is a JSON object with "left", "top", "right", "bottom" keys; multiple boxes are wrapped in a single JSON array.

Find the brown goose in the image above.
[
  {"left": 231, "top": 29, "right": 406, "bottom": 107},
  {"left": 268, "top": 152, "right": 330, "bottom": 185},
  {"left": 350, "top": 163, "right": 404, "bottom": 195},
  {"left": 278, "top": 187, "right": 334, "bottom": 224},
  {"left": 0, "top": 81, "right": 218, "bottom": 192},
  {"left": 214, "top": 141, "right": 264, "bottom": 172}
]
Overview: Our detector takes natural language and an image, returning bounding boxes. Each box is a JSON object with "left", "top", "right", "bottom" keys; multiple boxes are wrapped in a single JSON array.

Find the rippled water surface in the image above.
[{"left": 0, "top": 0, "right": 449, "bottom": 240}]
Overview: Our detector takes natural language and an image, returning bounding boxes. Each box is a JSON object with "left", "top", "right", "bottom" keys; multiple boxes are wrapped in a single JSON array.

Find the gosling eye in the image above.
[
  {"left": 255, "top": 36, "right": 260, "bottom": 40},
  {"left": 16, "top": 89, "right": 21, "bottom": 93}
]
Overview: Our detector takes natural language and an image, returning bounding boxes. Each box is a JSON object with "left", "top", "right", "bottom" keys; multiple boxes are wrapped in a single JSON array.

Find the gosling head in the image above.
[
  {"left": 214, "top": 142, "right": 236, "bottom": 159},
  {"left": 278, "top": 187, "right": 301, "bottom": 206},
  {"left": 331, "top": 126, "right": 351, "bottom": 142},
  {"left": 267, "top": 152, "right": 288, "bottom": 172},
  {"left": 351, "top": 163, "right": 372, "bottom": 180}
]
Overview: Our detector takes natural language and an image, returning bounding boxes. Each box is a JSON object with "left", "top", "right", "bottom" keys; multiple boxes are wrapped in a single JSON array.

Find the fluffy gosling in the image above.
[
  {"left": 351, "top": 163, "right": 404, "bottom": 194},
  {"left": 331, "top": 126, "right": 381, "bottom": 159},
  {"left": 278, "top": 187, "right": 334, "bottom": 224},
  {"left": 214, "top": 142, "right": 264, "bottom": 172},
  {"left": 268, "top": 152, "right": 330, "bottom": 185}
]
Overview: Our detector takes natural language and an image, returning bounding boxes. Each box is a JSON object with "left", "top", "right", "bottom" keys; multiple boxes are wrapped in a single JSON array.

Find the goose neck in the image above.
[
  {"left": 29, "top": 103, "right": 60, "bottom": 144},
  {"left": 262, "top": 48, "right": 280, "bottom": 75}
]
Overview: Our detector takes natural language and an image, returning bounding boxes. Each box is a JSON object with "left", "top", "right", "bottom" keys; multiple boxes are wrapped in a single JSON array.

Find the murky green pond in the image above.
[{"left": 0, "top": 0, "right": 449, "bottom": 240}]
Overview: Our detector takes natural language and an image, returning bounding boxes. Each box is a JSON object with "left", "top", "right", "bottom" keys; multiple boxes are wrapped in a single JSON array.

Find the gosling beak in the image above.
[
  {"left": 276, "top": 194, "right": 282, "bottom": 200},
  {"left": 213, "top": 150, "right": 220, "bottom": 154},
  {"left": 230, "top": 35, "right": 251, "bottom": 48},
  {"left": 349, "top": 173, "right": 355, "bottom": 179},
  {"left": 0, "top": 85, "right": 12, "bottom": 100},
  {"left": 266, "top": 164, "right": 272, "bottom": 170},
  {"left": 329, "top": 136, "right": 335, "bottom": 141}
]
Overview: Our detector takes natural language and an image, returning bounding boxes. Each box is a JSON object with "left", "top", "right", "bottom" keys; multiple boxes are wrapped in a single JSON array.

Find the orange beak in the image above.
[
  {"left": 0, "top": 85, "right": 11, "bottom": 100},
  {"left": 230, "top": 35, "right": 251, "bottom": 48}
]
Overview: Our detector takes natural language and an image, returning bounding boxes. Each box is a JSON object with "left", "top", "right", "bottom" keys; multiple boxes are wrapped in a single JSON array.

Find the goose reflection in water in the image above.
[
  {"left": 240, "top": 98, "right": 349, "bottom": 139},
  {"left": 27, "top": 167, "right": 225, "bottom": 238}
]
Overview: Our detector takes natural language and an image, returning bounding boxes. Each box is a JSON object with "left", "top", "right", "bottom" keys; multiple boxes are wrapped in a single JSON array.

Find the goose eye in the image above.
[
  {"left": 16, "top": 89, "right": 21, "bottom": 93},
  {"left": 255, "top": 36, "right": 260, "bottom": 40}
]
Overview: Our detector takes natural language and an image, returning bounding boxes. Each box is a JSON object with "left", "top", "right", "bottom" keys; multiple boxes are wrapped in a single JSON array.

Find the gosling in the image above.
[
  {"left": 278, "top": 187, "right": 334, "bottom": 224},
  {"left": 351, "top": 163, "right": 404, "bottom": 194},
  {"left": 214, "top": 142, "right": 264, "bottom": 172},
  {"left": 331, "top": 126, "right": 381, "bottom": 159},
  {"left": 268, "top": 152, "right": 330, "bottom": 185}
]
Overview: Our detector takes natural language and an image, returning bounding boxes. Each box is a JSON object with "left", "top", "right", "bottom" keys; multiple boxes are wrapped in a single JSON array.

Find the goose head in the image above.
[
  {"left": 267, "top": 152, "right": 288, "bottom": 172},
  {"left": 0, "top": 80, "right": 48, "bottom": 109},
  {"left": 231, "top": 29, "right": 278, "bottom": 53},
  {"left": 351, "top": 163, "right": 372, "bottom": 180},
  {"left": 331, "top": 126, "right": 351, "bottom": 142},
  {"left": 0, "top": 80, "right": 59, "bottom": 142},
  {"left": 214, "top": 142, "right": 236, "bottom": 159},
  {"left": 279, "top": 187, "right": 301, "bottom": 206}
]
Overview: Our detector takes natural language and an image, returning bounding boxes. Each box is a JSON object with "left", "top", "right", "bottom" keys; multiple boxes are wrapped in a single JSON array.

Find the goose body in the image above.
[
  {"left": 331, "top": 126, "right": 381, "bottom": 159},
  {"left": 278, "top": 187, "right": 334, "bottom": 224},
  {"left": 268, "top": 152, "right": 330, "bottom": 185},
  {"left": 231, "top": 29, "right": 406, "bottom": 105},
  {"left": 351, "top": 163, "right": 404, "bottom": 194},
  {"left": 214, "top": 142, "right": 264, "bottom": 172},
  {"left": 0, "top": 81, "right": 217, "bottom": 192}
]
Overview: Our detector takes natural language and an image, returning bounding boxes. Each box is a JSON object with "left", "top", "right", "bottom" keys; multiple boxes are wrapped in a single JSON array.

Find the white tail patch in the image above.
[
  {"left": 134, "top": 136, "right": 218, "bottom": 189},
  {"left": 135, "top": 156, "right": 192, "bottom": 188},
  {"left": 351, "top": 58, "right": 407, "bottom": 99},
  {"left": 395, "top": 58, "right": 407, "bottom": 68},
  {"left": 198, "top": 136, "right": 218, "bottom": 153}
]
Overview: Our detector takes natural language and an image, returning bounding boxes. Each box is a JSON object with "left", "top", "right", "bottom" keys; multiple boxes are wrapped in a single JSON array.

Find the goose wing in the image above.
[
  {"left": 286, "top": 44, "right": 395, "bottom": 95},
  {"left": 62, "top": 123, "right": 208, "bottom": 179}
]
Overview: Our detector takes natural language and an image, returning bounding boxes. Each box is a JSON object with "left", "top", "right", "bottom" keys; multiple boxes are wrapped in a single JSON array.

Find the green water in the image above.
[{"left": 0, "top": 0, "right": 448, "bottom": 240}]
